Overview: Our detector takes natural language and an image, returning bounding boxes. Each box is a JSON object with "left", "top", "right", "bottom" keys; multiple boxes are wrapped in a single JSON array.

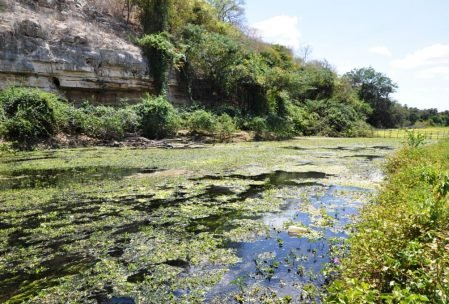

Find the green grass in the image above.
[{"left": 327, "top": 140, "right": 449, "bottom": 303}]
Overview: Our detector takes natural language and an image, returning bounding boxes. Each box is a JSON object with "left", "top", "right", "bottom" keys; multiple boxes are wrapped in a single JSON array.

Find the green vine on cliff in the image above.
[
  {"left": 137, "top": 33, "right": 185, "bottom": 95},
  {"left": 137, "top": 33, "right": 185, "bottom": 69},
  {"left": 135, "top": 0, "right": 171, "bottom": 95}
]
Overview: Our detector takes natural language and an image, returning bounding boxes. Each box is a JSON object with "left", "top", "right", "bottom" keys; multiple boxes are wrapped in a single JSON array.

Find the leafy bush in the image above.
[
  {"left": 56, "top": 103, "right": 140, "bottom": 140},
  {"left": 243, "top": 116, "right": 269, "bottom": 139},
  {"left": 180, "top": 108, "right": 237, "bottom": 140},
  {"left": 54, "top": 104, "right": 86, "bottom": 134},
  {"left": 79, "top": 105, "right": 128, "bottom": 139},
  {"left": 216, "top": 113, "right": 236, "bottom": 140},
  {"left": 0, "top": 87, "right": 143, "bottom": 142},
  {"left": 305, "top": 99, "right": 366, "bottom": 137},
  {"left": 289, "top": 104, "right": 317, "bottom": 136},
  {"left": 406, "top": 130, "right": 426, "bottom": 148},
  {"left": 265, "top": 91, "right": 297, "bottom": 139},
  {"left": 136, "top": 95, "right": 180, "bottom": 139},
  {"left": 0, "top": 87, "right": 62, "bottom": 142},
  {"left": 0, "top": 104, "right": 6, "bottom": 136},
  {"left": 266, "top": 113, "right": 294, "bottom": 139},
  {"left": 344, "top": 120, "right": 371, "bottom": 137},
  {"left": 213, "top": 105, "right": 242, "bottom": 118},
  {"left": 187, "top": 109, "right": 217, "bottom": 134}
]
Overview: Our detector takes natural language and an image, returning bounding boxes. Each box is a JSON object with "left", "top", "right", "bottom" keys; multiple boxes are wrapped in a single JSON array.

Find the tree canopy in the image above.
[
  {"left": 130, "top": 0, "right": 447, "bottom": 133},
  {"left": 345, "top": 67, "right": 399, "bottom": 128}
]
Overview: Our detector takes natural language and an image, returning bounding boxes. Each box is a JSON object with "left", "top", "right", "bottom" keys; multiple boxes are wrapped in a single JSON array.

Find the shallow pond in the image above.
[{"left": 0, "top": 138, "right": 400, "bottom": 303}]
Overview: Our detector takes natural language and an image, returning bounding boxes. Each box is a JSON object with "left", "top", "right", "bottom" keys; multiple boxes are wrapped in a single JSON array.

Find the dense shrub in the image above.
[
  {"left": 344, "top": 120, "right": 371, "bottom": 137},
  {"left": 0, "top": 87, "right": 62, "bottom": 142},
  {"left": 266, "top": 113, "right": 294, "bottom": 139},
  {"left": 289, "top": 104, "right": 317, "bottom": 136},
  {"left": 184, "top": 110, "right": 236, "bottom": 139},
  {"left": 53, "top": 102, "right": 140, "bottom": 140},
  {"left": 0, "top": 104, "right": 6, "bottom": 136},
  {"left": 187, "top": 109, "right": 217, "bottom": 134},
  {"left": 305, "top": 99, "right": 368, "bottom": 137},
  {"left": 0, "top": 86, "right": 379, "bottom": 146},
  {"left": 117, "top": 106, "right": 141, "bottom": 134},
  {"left": 216, "top": 113, "right": 236, "bottom": 140},
  {"left": 213, "top": 105, "right": 242, "bottom": 118},
  {"left": 240, "top": 92, "right": 301, "bottom": 140},
  {"left": 78, "top": 104, "right": 140, "bottom": 139},
  {"left": 136, "top": 95, "right": 180, "bottom": 139},
  {"left": 242, "top": 116, "right": 269, "bottom": 139},
  {"left": 0, "top": 87, "right": 142, "bottom": 143}
]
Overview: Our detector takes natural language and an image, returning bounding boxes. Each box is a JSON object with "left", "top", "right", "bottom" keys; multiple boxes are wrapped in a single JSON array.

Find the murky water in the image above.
[
  {"left": 207, "top": 185, "right": 369, "bottom": 302},
  {"left": 0, "top": 166, "right": 162, "bottom": 190},
  {"left": 0, "top": 139, "right": 398, "bottom": 303}
]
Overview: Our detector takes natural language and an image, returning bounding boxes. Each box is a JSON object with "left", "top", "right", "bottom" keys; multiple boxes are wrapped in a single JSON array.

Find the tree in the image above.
[
  {"left": 344, "top": 67, "right": 399, "bottom": 128},
  {"left": 181, "top": 24, "right": 243, "bottom": 101},
  {"left": 295, "top": 61, "right": 336, "bottom": 102},
  {"left": 207, "top": 0, "right": 245, "bottom": 25},
  {"left": 136, "top": 0, "right": 169, "bottom": 34},
  {"left": 299, "top": 44, "right": 313, "bottom": 63}
]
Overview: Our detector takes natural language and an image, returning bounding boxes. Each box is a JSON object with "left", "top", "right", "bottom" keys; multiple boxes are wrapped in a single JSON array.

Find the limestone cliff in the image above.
[{"left": 0, "top": 0, "right": 187, "bottom": 104}]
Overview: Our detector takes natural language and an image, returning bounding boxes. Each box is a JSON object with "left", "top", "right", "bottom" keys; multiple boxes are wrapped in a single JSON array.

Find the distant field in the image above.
[{"left": 368, "top": 127, "right": 449, "bottom": 139}]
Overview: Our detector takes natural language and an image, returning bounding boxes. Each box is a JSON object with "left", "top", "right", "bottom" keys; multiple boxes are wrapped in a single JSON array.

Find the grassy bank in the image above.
[{"left": 327, "top": 140, "right": 449, "bottom": 303}]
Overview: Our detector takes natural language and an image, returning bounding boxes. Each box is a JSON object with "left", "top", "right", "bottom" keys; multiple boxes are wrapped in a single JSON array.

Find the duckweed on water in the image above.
[{"left": 0, "top": 138, "right": 401, "bottom": 303}]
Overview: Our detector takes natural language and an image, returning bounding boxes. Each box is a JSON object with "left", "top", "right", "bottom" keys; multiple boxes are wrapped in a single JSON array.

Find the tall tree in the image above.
[
  {"left": 345, "top": 67, "right": 399, "bottom": 128},
  {"left": 207, "top": 0, "right": 245, "bottom": 25}
]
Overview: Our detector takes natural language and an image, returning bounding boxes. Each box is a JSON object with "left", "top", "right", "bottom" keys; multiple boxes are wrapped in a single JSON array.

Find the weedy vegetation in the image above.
[{"left": 327, "top": 139, "right": 449, "bottom": 303}]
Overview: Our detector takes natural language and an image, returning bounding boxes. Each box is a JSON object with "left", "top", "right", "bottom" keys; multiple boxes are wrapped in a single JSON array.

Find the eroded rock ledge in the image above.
[{"left": 0, "top": 0, "right": 185, "bottom": 104}]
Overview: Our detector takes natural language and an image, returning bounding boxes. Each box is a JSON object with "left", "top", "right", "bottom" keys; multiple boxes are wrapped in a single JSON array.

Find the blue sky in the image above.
[{"left": 245, "top": 0, "right": 449, "bottom": 111}]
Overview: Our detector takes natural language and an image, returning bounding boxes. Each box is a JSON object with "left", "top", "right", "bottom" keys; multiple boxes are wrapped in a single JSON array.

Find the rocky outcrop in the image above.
[{"left": 0, "top": 0, "right": 188, "bottom": 104}]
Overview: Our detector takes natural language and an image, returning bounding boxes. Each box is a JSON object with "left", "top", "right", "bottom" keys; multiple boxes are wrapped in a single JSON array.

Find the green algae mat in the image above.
[{"left": 0, "top": 138, "right": 401, "bottom": 303}]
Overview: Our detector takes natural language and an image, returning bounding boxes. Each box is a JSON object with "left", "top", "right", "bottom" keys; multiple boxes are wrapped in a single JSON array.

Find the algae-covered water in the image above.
[{"left": 0, "top": 138, "right": 400, "bottom": 303}]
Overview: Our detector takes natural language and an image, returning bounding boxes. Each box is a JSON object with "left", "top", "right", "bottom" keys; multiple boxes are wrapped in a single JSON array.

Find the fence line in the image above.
[{"left": 368, "top": 129, "right": 449, "bottom": 140}]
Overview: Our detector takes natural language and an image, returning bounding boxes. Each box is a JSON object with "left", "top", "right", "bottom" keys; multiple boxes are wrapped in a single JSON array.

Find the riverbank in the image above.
[
  {"left": 327, "top": 139, "right": 449, "bottom": 303},
  {"left": 0, "top": 132, "right": 253, "bottom": 151}
]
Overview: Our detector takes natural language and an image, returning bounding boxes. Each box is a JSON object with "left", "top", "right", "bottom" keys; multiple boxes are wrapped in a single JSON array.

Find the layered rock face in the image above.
[{"left": 0, "top": 0, "right": 186, "bottom": 104}]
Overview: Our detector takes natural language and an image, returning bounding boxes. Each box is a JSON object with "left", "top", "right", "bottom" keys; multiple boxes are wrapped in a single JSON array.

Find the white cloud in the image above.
[
  {"left": 415, "top": 66, "right": 449, "bottom": 80},
  {"left": 392, "top": 43, "right": 449, "bottom": 69},
  {"left": 251, "top": 16, "right": 301, "bottom": 51},
  {"left": 369, "top": 46, "right": 392, "bottom": 57},
  {"left": 391, "top": 44, "right": 449, "bottom": 80}
]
